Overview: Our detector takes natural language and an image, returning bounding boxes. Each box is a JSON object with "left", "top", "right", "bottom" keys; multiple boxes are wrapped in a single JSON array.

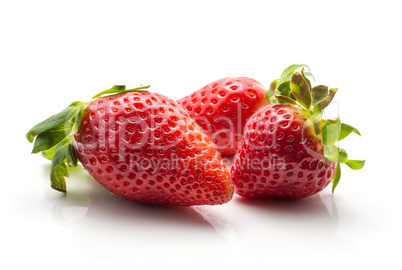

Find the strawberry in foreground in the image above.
[
  {"left": 27, "top": 86, "right": 233, "bottom": 206},
  {"left": 177, "top": 77, "right": 269, "bottom": 156},
  {"left": 231, "top": 65, "right": 365, "bottom": 199}
]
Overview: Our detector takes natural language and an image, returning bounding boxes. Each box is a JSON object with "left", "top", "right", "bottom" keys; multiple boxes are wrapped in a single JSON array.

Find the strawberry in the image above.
[
  {"left": 231, "top": 65, "right": 365, "bottom": 199},
  {"left": 27, "top": 85, "right": 233, "bottom": 206},
  {"left": 177, "top": 77, "right": 269, "bottom": 156}
]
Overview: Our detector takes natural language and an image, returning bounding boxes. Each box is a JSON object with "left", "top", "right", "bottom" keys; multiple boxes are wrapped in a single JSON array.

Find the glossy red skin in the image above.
[
  {"left": 231, "top": 103, "right": 336, "bottom": 199},
  {"left": 177, "top": 77, "right": 268, "bottom": 156},
  {"left": 74, "top": 91, "right": 233, "bottom": 206}
]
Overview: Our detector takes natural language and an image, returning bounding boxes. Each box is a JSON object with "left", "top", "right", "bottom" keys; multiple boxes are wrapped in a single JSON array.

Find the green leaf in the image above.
[
  {"left": 74, "top": 103, "right": 86, "bottom": 134},
  {"left": 301, "top": 69, "right": 312, "bottom": 90},
  {"left": 66, "top": 143, "right": 78, "bottom": 167},
  {"left": 41, "top": 145, "right": 56, "bottom": 161},
  {"left": 332, "top": 164, "right": 341, "bottom": 193},
  {"left": 282, "top": 69, "right": 315, "bottom": 83},
  {"left": 265, "top": 90, "right": 273, "bottom": 103},
  {"left": 317, "top": 88, "right": 337, "bottom": 111},
  {"left": 324, "top": 145, "right": 334, "bottom": 156},
  {"left": 280, "top": 64, "right": 310, "bottom": 81},
  {"left": 27, "top": 105, "right": 79, "bottom": 143},
  {"left": 50, "top": 136, "right": 72, "bottom": 175},
  {"left": 49, "top": 136, "right": 74, "bottom": 193},
  {"left": 274, "top": 95, "right": 298, "bottom": 105},
  {"left": 91, "top": 85, "right": 125, "bottom": 99},
  {"left": 324, "top": 145, "right": 348, "bottom": 163},
  {"left": 345, "top": 159, "right": 365, "bottom": 170},
  {"left": 269, "top": 80, "right": 278, "bottom": 93},
  {"left": 303, "top": 72, "right": 315, "bottom": 81},
  {"left": 337, "top": 123, "right": 361, "bottom": 141},
  {"left": 277, "top": 80, "right": 291, "bottom": 96},
  {"left": 311, "top": 85, "right": 329, "bottom": 105},
  {"left": 290, "top": 72, "right": 312, "bottom": 110},
  {"left": 266, "top": 80, "right": 278, "bottom": 103},
  {"left": 91, "top": 84, "right": 150, "bottom": 99},
  {"left": 322, "top": 118, "right": 341, "bottom": 145},
  {"left": 31, "top": 122, "right": 74, "bottom": 154},
  {"left": 51, "top": 163, "right": 68, "bottom": 193},
  {"left": 313, "top": 118, "right": 321, "bottom": 135}
]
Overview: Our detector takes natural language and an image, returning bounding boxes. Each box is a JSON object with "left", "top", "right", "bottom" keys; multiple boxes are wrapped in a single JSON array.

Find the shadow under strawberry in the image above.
[
  {"left": 46, "top": 176, "right": 235, "bottom": 258},
  {"left": 234, "top": 193, "right": 339, "bottom": 233},
  {"left": 45, "top": 164, "right": 220, "bottom": 228}
]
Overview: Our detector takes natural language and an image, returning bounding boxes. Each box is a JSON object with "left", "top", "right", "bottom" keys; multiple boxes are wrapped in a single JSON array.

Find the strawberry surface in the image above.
[
  {"left": 177, "top": 77, "right": 268, "bottom": 156},
  {"left": 27, "top": 86, "right": 233, "bottom": 206},
  {"left": 231, "top": 104, "right": 336, "bottom": 199}
]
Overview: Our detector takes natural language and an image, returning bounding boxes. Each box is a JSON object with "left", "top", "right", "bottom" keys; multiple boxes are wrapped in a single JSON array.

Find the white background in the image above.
[{"left": 1, "top": 0, "right": 401, "bottom": 269}]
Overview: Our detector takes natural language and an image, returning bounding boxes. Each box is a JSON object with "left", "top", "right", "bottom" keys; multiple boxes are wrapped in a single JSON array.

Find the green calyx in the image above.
[
  {"left": 91, "top": 84, "right": 150, "bottom": 99},
  {"left": 27, "top": 85, "right": 150, "bottom": 193},
  {"left": 267, "top": 65, "right": 365, "bottom": 193}
]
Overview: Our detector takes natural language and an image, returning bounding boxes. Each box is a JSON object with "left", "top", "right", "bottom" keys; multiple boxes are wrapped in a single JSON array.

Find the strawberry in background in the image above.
[{"left": 177, "top": 77, "right": 269, "bottom": 156}]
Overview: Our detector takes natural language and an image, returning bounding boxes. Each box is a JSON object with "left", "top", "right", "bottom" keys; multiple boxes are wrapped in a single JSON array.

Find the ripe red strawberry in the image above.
[
  {"left": 231, "top": 65, "right": 365, "bottom": 199},
  {"left": 177, "top": 77, "right": 269, "bottom": 156},
  {"left": 27, "top": 85, "right": 233, "bottom": 206}
]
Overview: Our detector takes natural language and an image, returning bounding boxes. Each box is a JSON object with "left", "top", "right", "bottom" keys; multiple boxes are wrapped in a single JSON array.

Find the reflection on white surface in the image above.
[
  {"left": 45, "top": 167, "right": 232, "bottom": 261},
  {"left": 5, "top": 147, "right": 397, "bottom": 269},
  {"left": 41, "top": 165, "right": 354, "bottom": 265},
  {"left": 232, "top": 195, "right": 347, "bottom": 262}
]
